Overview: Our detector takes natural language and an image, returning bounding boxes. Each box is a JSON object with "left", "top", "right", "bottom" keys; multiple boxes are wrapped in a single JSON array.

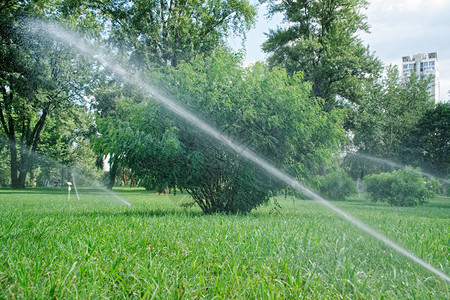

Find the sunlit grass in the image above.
[{"left": 0, "top": 188, "right": 448, "bottom": 298}]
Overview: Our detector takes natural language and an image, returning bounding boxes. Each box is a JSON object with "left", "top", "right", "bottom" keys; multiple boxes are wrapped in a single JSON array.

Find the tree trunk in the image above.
[
  {"left": 17, "top": 156, "right": 33, "bottom": 188},
  {"left": 1, "top": 93, "right": 49, "bottom": 188},
  {"left": 107, "top": 158, "right": 118, "bottom": 189},
  {"left": 15, "top": 112, "right": 48, "bottom": 188},
  {"left": 17, "top": 168, "right": 27, "bottom": 188},
  {"left": 30, "top": 169, "right": 36, "bottom": 187},
  {"left": 9, "top": 138, "right": 19, "bottom": 188},
  {"left": 0, "top": 92, "right": 20, "bottom": 188}
]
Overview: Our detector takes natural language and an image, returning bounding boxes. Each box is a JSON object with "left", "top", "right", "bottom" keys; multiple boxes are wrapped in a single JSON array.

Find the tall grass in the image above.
[{"left": 0, "top": 188, "right": 448, "bottom": 298}]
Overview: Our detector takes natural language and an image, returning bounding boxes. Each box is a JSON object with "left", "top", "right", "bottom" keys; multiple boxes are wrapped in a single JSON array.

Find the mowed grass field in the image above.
[{"left": 0, "top": 188, "right": 448, "bottom": 299}]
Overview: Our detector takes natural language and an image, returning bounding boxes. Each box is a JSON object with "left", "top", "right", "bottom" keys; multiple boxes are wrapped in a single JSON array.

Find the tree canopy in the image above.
[
  {"left": 0, "top": 0, "right": 256, "bottom": 189},
  {"left": 94, "top": 51, "right": 344, "bottom": 213},
  {"left": 96, "top": 0, "right": 257, "bottom": 67},
  {"left": 398, "top": 103, "right": 450, "bottom": 178},
  {"left": 0, "top": 1, "right": 97, "bottom": 188},
  {"left": 262, "top": 0, "right": 381, "bottom": 110}
]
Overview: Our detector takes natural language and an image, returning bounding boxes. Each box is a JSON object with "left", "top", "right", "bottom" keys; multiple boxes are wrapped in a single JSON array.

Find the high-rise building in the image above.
[{"left": 401, "top": 52, "right": 440, "bottom": 103}]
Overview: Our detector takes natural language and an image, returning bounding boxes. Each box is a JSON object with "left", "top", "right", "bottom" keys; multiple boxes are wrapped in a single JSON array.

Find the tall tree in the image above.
[
  {"left": 0, "top": 1, "right": 97, "bottom": 188},
  {"left": 91, "top": 81, "right": 143, "bottom": 189},
  {"left": 262, "top": 0, "right": 381, "bottom": 110},
  {"left": 96, "top": 0, "right": 256, "bottom": 67},
  {"left": 399, "top": 103, "right": 449, "bottom": 178},
  {"left": 344, "top": 66, "right": 434, "bottom": 178},
  {"left": 35, "top": 104, "right": 101, "bottom": 186}
]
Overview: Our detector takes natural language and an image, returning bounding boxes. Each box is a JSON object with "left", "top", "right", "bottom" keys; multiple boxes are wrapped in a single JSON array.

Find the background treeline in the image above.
[{"left": 0, "top": 0, "right": 448, "bottom": 212}]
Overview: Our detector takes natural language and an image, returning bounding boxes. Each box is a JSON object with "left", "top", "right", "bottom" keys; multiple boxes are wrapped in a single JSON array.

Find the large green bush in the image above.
[
  {"left": 95, "top": 51, "right": 344, "bottom": 214},
  {"left": 364, "top": 168, "right": 438, "bottom": 206},
  {"left": 315, "top": 169, "right": 356, "bottom": 200}
]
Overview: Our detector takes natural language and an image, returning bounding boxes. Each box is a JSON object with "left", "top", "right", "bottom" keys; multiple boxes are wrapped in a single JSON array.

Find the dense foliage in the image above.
[
  {"left": 315, "top": 168, "right": 356, "bottom": 200},
  {"left": 0, "top": 1, "right": 99, "bottom": 188},
  {"left": 94, "top": 52, "right": 344, "bottom": 213},
  {"left": 87, "top": 0, "right": 257, "bottom": 188},
  {"left": 0, "top": 0, "right": 256, "bottom": 188},
  {"left": 262, "top": 0, "right": 381, "bottom": 110},
  {"left": 344, "top": 66, "right": 434, "bottom": 179},
  {"left": 1, "top": 0, "right": 447, "bottom": 213},
  {"left": 398, "top": 103, "right": 450, "bottom": 178},
  {"left": 364, "top": 168, "right": 439, "bottom": 206},
  {"left": 97, "top": 0, "right": 256, "bottom": 67}
]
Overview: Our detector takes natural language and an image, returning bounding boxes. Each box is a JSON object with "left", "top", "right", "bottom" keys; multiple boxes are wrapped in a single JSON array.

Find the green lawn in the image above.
[{"left": 0, "top": 188, "right": 448, "bottom": 299}]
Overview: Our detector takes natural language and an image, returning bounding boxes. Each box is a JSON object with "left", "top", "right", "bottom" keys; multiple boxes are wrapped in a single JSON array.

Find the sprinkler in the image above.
[
  {"left": 67, "top": 182, "right": 72, "bottom": 201},
  {"left": 72, "top": 175, "right": 80, "bottom": 200}
]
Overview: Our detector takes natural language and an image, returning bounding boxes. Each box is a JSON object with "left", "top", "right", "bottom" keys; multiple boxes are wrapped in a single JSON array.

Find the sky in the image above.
[{"left": 228, "top": 0, "right": 450, "bottom": 103}]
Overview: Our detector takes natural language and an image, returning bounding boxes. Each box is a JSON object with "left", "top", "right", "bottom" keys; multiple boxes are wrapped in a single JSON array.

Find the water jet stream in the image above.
[
  {"left": 70, "top": 168, "right": 132, "bottom": 206},
  {"left": 72, "top": 174, "right": 80, "bottom": 200},
  {"left": 351, "top": 153, "right": 450, "bottom": 184},
  {"left": 35, "top": 21, "right": 449, "bottom": 282}
]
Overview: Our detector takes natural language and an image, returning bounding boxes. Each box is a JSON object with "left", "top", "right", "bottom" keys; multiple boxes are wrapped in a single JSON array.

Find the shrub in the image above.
[
  {"left": 364, "top": 168, "right": 437, "bottom": 206},
  {"left": 424, "top": 177, "right": 442, "bottom": 194},
  {"left": 316, "top": 169, "right": 356, "bottom": 200},
  {"left": 102, "top": 52, "right": 344, "bottom": 214}
]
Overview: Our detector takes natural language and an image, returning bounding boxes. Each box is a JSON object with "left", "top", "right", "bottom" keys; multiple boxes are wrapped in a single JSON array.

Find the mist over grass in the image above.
[{"left": 0, "top": 188, "right": 448, "bottom": 298}]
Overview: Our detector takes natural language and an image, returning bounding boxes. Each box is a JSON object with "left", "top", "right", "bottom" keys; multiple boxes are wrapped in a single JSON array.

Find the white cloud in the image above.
[
  {"left": 368, "top": 0, "right": 450, "bottom": 13},
  {"left": 361, "top": 0, "right": 450, "bottom": 102}
]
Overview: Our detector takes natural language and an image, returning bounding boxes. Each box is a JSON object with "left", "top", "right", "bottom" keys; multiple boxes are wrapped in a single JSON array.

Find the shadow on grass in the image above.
[
  {"left": 0, "top": 187, "right": 194, "bottom": 195},
  {"left": 337, "top": 198, "right": 391, "bottom": 208},
  {"left": 71, "top": 207, "right": 271, "bottom": 219},
  {"left": 0, "top": 187, "right": 172, "bottom": 196},
  {"left": 73, "top": 208, "right": 204, "bottom": 219},
  {"left": 424, "top": 202, "right": 450, "bottom": 210},
  {"left": 0, "top": 188, "right": 67, "bottom": 195}
]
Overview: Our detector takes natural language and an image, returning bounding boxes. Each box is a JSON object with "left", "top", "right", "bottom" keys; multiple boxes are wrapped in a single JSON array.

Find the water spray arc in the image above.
[
  {"left": 70, "top": 169, "right": 132, "bottom": 206},
  {"left": 72, "top": 175, "right": 80, "bottom": 200},
  {"left": 352, "top": 153, "right": 450, "bottom": 184},
  {"left": 36, "top": 22, "right": 449, "bottom": 283}
]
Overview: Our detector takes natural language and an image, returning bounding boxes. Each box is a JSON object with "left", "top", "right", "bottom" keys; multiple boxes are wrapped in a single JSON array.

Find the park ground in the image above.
[{"left": 0, "top": 188, "right": 448, "bottom": 299}]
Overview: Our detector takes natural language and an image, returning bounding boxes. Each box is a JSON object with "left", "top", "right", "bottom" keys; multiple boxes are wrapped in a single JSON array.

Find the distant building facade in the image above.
[{"left": 402, "top": 52, "right": 440, "bottom": 103}]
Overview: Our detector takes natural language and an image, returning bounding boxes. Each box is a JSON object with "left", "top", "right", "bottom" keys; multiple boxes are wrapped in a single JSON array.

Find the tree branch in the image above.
[{"left": 0, "top": 87, "right": 11, "bottom": 136}]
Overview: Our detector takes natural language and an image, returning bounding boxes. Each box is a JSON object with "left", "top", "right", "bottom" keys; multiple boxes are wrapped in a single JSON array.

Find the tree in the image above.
[
  {"left": 91, "top": 81, "right": 127, "bottom": 189},
  {"left": 262, "top": 0, "right": 381, "bottom": 110},
  {"left": 34, "top": 104, "right": 101, "bottom": 187},
  {"left": 98, "top": 51, "right": 344, "bottom": 213},
  {"left": 88, "top": 0, "right": 257, "bottom": 189},
  {"left": 399, "top": 103, "right": 450, "bottom": 178},
  {"left": 344, "top": 66, "right": 434, "bottom": 178},
  {"left": 96, "top": 0, "right": 256, "bottom": 67},
  {"left": 0, "top": 1, "right": 98, "bottom": 188}
]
